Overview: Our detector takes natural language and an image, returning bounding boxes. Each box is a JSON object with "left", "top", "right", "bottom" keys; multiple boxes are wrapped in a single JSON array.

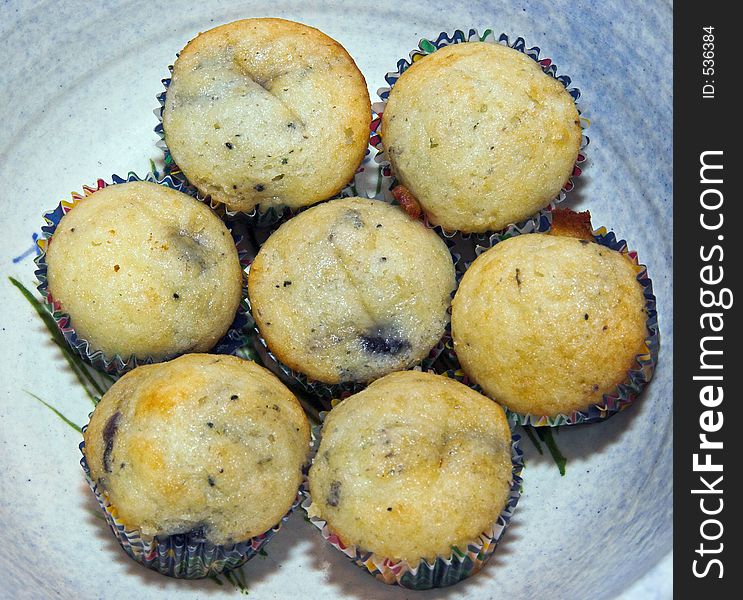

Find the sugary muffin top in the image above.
[
  {"left": 452, "top": 233, "right": 648, "bottom": 417},
  {"left": 247, "top": 197, "right": 456, "bottom": 384},
  {"left": 84, "top": 354, "right": 311, "bottom": 545},
  {"left": 163, "top": 18, "right": 370, "bottom": 213},
  {"left": 45, "top": 181, "right": 242, "bottom": 361},
  {"left": 308, "top": 370, "right": 513, "bottom": 563},
  {"left": 381, "top": 41, "right": 581, "bottom": 233}
]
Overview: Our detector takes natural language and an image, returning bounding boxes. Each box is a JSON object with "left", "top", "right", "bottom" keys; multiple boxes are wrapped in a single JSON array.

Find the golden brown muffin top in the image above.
[
  {"left": 248, "top": 198, "right": 455, "bottom": 384},
  {"left": 382, "top": 41, "right": 581, "bottom": 233},
  {"left": 308, "top": 371, "right": 512, "bottom": 563},
  {"left": 452, "top": 233, "right": 648, "bottom": 417},
  {"left": 84, "top": 354, "right": 310, "bottom": 545},
  {"left": 163, "top": 18, "right": 370, "bottom": 213},
  {"left": 46, "top": 181, "right": 243, "bottom": 361}
]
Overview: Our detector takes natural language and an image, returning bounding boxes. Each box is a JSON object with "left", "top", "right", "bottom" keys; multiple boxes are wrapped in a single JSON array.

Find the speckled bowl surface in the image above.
[{"left": 0, "top": 1, "right": 671, "bottom": 599}]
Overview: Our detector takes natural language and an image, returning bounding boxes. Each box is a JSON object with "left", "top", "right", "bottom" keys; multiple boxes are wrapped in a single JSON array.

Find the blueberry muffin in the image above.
[
  {"left": 44, "top": 180, "right": 242, "bottom": 362},
  {"left": 83, "top": 354, "right": 310, "bottom": 546},
  {"left": 162, "top": 18, "right": 370, "bottom": 214},
  {"left": 307, "top": 370, "right": 513, "bottom": 564},
  {"left": 381, "top": 41, "right": 581, "bottom": 233},
  {"left": 452, "top": 232, "right": 649, "bottom": 418},
  {"left": 247, "top": 198, "right": 456, "bottom": 384}
]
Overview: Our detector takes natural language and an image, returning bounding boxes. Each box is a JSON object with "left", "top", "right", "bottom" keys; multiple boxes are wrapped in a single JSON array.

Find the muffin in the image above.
[
  {"left": 306, "top": 370, "right": 519, "bottom": 588},
  {"left": 451, "top": 231, "right": 650, "bottom": 420},
  {"left": 162, "top": 18, "right": 371, "bottom": 214},
  {"left": 381, "top": 41, "right": 581, "bottom": 233},
  {"left": 44, "top": 180, "right": 242, "bottom": 364},
  {"left": 82, "top": 353, "right": 310, "bottom": 577},
  {"left": 247, "top": 197, "right": 456, "bottom": 384}
]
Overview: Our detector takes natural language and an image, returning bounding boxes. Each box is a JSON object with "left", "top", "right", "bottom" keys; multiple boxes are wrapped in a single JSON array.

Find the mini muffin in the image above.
[
  {"left": 381, "top": 41, "right": 581, "bottom": 233},
  {"left": 45, "top": 180, "right": 242, "bottom": 362},
  {"left": 452, "top": 232, "right": 649, "bottom": 419},
  {"left": 247, "top": 198, "right": 456, "bottom": 384},
  {"left": 307, "top": 370, "right": 516, "bottom": 587},
  {"left": 162, "top": 18, "right": 370, "bottom": 214},
  {"left": 83, "top": 354, "right": 310, "bottom": 576}
]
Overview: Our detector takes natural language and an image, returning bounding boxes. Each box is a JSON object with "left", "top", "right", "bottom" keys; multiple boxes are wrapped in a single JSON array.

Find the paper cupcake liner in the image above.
[
  {"left": 34, "top": 172, "right": 252, "bottom": 376},
  {"left": 301, "top": 416, "right": 524, "bottom": 589},
  {"left": 451, "top": 211, "right": 553, "bottom": 280},
  {"left": 79, "top": 439, "right": 296, "bottom": 579},
  {"left": 155, "top": 67, "right": 369, "bottom": 228},
  {"left": 370, "top": 28, "right": 589, "bottom": 237},
  {"left": 449, "top": 223, "right": 660, "bottom": 427}
]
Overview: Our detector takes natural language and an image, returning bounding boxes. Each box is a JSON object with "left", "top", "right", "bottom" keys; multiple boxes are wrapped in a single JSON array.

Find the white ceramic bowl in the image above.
[{"left": 0, "top": 1, "right": 672, "bottom": 598}]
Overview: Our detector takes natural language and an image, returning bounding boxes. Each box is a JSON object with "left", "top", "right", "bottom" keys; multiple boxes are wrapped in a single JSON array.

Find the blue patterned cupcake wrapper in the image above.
[
  {"left": 370, "top": 29, "right": 589, "bottom": 240},
  {"left": 449, "top": 211, "right": 553, "bottom": 281},
  {"left": 34, "top": 172, "right": 251, "bottom": 376},
  {"left": 302, "top": 422, "right": 524, "bottom": 590},
  {"left": 79, "top": 439, "right": 298, "bottom": 579},
  {"left": 447, "top": 222, "right": 660, "bottom": 427}
]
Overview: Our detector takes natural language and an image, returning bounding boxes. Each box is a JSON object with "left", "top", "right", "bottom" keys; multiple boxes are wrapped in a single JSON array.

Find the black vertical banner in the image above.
[{"left": 674, "top": 3, "right": 739, "bottom": 595}]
